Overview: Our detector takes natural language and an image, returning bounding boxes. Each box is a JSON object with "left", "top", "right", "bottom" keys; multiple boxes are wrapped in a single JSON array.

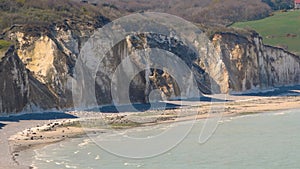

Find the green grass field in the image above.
[{"left": 232, "top": 10, "right": 300, "bottom": 55}]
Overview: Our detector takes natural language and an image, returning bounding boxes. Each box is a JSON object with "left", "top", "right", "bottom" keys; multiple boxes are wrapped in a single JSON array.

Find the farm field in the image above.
[{"left": 232, "top": 10, "right": 300, "bottom": 55}]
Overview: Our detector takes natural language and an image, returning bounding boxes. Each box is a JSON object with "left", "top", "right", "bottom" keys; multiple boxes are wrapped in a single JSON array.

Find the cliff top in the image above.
[
  {"left": 91, "top": 0, "right": 275, "bottom": 26},
  {"left": 0, "top": 0, "right": 123, "bottom": 32},
  {"left": 0, "top": 0, "right": 287, "bottom": 32},
  {"left": 0, "top": 0, "right": 294, "bottom": 57},
  {"left": 232, "top": 10, "right": 300, "bottom": 55}
]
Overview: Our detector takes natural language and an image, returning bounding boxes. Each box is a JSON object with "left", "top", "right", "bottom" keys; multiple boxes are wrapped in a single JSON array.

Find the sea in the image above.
[{"left": 21, "top": 109, "right": 300, "bottom": 169}]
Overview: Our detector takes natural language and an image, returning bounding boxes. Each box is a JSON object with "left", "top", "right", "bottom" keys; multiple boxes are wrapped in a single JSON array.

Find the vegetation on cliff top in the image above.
[
  {"left": 0, "top": 0, "right": 122, "bottom": 31},
  {"left": 262, "top": 0, "right": 294, "bottom": 10},
  {"left": 0, "top": 0, "right": 297, "bottom": 55},
  {"left": 95, "top": 0, "right": 272, "bottom": 25},
  {"left": 0, "top": 0, "right": 294, "bottom": 31},
  {"left": 0, "top": 0, "right": 278, "bottom": 29},
  {"left": 232, "top": 10, "right": 300, "bottom": 55}
]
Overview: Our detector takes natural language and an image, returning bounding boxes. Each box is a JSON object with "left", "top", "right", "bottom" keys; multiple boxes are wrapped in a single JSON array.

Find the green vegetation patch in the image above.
[
  {"left": 0, "top": 40, "right": 11, "bottom": 50},
  {"left": 0, "top": 40, "right": 11, "bottom": 60},
  {"left": 0, "top": 0, "right": 122, "bottom": 32},
  {"left": 232, "top": 10, "right": 300, "bottom": 55},
  {"left": 110, "top": 121, "right": 141, "bottom": 129}
]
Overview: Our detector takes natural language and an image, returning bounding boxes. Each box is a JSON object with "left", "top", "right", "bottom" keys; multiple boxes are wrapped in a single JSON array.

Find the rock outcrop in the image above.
[{"left": 0, "top": 46, "right": 57, "bottom": 114}]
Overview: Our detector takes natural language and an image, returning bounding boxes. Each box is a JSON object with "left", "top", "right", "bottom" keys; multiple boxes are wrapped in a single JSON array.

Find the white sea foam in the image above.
[
  {"left": 78, "top": 139, "right": 92, "bottom": 147},
  {"left": 65, "top": 164, "right": 77, "bottom": 168},
  {"left": 124, "top": 162, "right": 144, "bottom": 168},
  {"left": 45, "top": 159, "right": 53, "bottom": 163},
  {"left": 274, "top": 112, "right": 287, "bottom": 116},
  {"left": 218, "top": 118, "right": 233, "bottom": 124},
  {"left": 55, "top": 161, "right": 63, "bottom": 165},
  {"left": 95, "top": 155, "right": 100, "bottom": 160}
]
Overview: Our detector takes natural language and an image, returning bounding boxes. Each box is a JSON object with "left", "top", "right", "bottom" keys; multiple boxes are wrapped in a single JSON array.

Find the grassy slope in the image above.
[{"left": 232, "top": 10, "right": 300, "bottom": 55}]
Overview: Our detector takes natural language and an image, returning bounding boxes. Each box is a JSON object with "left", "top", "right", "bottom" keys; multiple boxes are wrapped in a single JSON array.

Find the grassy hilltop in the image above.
[{"left": 232, "top": 10, "right": 300, "bottom": 55}]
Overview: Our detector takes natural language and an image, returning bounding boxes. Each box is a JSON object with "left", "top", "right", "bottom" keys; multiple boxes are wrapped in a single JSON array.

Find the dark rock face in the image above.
[
  {"left": 93, "top": 34, "right": 208, "bottom": 106},
  {"left": 0, "top": 47, "right": 29, "bottom": 113},
  {"left": 0, "top": 47, "right": 57, "bottom": 114}
]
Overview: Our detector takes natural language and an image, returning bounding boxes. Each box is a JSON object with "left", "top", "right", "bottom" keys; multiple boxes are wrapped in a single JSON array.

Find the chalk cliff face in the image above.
[
  {"left": 1, "top": 22, "right": 98, "bottom": 114},
  {"left": 215, "top": 32, "right": 300, "bottom": 92},
  {"left": 0, "top": 24, "right": 299, "bottom": 114}
]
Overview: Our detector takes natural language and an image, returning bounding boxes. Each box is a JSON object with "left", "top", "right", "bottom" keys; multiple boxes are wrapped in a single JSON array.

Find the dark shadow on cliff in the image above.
[
  {"left": 0, "top": 112, "right": 78, "bottom": 122},
  {"left": 89, "top": 102, "right": 184, "bottom": 113},
  {"left": 91, "top": 96, "right": 231, "bottom": 113},
  {"left": 232, "top": 85, "right": 300, "bottom": 97},
  {"left": 170, "top": 96, "right": 231, "bottom": 102},
  {"left": 0, "top": 123, "right": 6, "bottom": 129}
]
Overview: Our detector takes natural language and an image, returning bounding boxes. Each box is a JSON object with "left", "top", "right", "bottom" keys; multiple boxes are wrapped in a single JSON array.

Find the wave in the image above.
[
  {"left": 65, "top": 164, "right": 78, "bottom": 168},
  {"left": 78, "top": 139, "right": 92, "bottom": 147},
  {"left": 124, "top": 162, "right": 144, "bottom": 168},
  {"left": 95, "top": 155, "right": 100, "bottom": 160}
]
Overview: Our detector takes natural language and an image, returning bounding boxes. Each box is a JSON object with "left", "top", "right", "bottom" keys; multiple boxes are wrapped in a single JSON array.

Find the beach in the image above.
[{"left": 1, "top": 89, "right": 300, "bottom": 169}]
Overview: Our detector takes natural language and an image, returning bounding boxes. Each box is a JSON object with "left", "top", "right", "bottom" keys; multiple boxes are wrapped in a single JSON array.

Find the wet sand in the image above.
[{"left": 0, "top": 113, "right": 78, "bottom": 169}]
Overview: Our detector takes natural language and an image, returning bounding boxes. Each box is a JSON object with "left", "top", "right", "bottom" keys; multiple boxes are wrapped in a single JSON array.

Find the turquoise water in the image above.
[{"left": 29, "top": 109, "right": 300, "bottom": 169}]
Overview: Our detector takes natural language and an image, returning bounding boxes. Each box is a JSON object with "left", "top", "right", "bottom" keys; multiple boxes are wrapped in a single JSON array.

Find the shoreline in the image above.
[{"left": 2, "top": 94, "right": 300, "bottom": 169}]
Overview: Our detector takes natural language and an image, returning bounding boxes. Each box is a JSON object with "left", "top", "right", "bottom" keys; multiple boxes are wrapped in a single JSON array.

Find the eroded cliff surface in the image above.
[
  {"left": 215, "top": 32, "right": 300, "bottom": 92},
  {"left": 0, "top": 46, "right": 57, "bottom": 114},
  {"left": 0, "top": 24, "right": 299, "bottom": 114},
  {"left": 0, "top": 20, "right": 102, "bottom": 114}
]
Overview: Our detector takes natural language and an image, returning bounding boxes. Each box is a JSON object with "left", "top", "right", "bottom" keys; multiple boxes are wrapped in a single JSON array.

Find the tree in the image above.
[{"left": 262, "top": 0, "right": 294, "bottom": 10}]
